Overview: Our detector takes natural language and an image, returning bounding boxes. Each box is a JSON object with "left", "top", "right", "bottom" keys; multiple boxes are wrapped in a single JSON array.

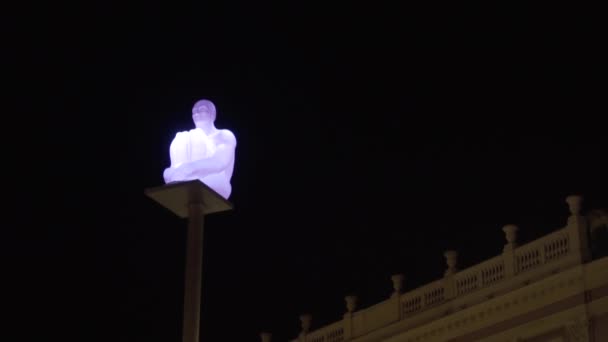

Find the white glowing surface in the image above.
[{"left": 163, "top": 99, "right": 237, "bottom": 199}]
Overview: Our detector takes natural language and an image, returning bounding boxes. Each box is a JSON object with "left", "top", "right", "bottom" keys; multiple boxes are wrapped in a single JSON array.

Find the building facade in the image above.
[{"left": 272, "top": 195, "right": 608, "bottom": 342}]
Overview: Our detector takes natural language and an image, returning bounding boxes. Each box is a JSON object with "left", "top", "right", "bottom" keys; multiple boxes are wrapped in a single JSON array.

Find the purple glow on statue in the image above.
[{"left": 163, "top": 99, "right": 237, "bottom": 199}]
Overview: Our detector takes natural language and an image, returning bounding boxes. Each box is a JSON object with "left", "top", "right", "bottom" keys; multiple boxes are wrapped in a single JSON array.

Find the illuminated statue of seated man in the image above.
[{"left": 163, "top": 99, "right": 237, "bottom": 199}]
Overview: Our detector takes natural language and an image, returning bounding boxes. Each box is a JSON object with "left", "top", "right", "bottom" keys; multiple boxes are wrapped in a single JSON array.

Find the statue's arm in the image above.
[
  {"left": 181, "top": 130, "right": 237, "bottom": 178},
  {"left": 169, "top": 132, "right": 189, "bottom": 168},
  {"left": 163, "top": 132, "right": 191, "bottom": 183}
]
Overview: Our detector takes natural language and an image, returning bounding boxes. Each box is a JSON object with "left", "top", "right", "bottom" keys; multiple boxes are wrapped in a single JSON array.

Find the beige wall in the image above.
[
  {"left": 524, "top": 328, "right": 565, "bottom": 342},
  {"left": 593, "top": 313, "right": 608, "bottom": 341}
]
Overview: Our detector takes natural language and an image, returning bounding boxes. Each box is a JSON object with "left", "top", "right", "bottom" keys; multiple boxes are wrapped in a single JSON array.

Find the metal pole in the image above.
[{"left": 182, "top": 202, "right": 205, "bottom": 342}]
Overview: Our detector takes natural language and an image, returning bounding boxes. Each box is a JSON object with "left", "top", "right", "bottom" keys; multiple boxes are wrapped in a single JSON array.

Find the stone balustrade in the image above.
[{"left": 284, "top": 195, "right": 594, "bottom": 342}]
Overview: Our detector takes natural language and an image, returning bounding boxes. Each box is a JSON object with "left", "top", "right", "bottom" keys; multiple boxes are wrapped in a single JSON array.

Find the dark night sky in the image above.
[{"left": 5, "top": 2, "right": 607, "bottom": 341}]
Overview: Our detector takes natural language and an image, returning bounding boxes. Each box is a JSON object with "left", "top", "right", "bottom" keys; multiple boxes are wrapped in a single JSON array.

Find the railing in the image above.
[
  {"left": 480, "top": 257, "right": 504, "bottom": 286},
  {"left": 351, "top": 298, "right": 399, "bottom": 337},
  {"left": 400, "top": 279, "right": 445, "bottom": 317},
  {"left": 543, "top": 229, "right": 570, "bottom": 262},
  {"left": 401, "top": 293, "right": 422, "bottom": 315},
  {"left": 326, "top": 325, "right": 344, "bottom": 342},
  {"left": 454, "top": 255, "right": 505, "bottom": 295},
  {"left": 292, "top": 204, "right": 589, "bottom": 342},
  {"left": 423, "top": 279, "right": 445, "bottom": 307},
  {"left": 515, "top": 228, "right": 570, "bottom": 273},
  {"left": 305, "top": 321, "right": 344, "bottom": 342}
]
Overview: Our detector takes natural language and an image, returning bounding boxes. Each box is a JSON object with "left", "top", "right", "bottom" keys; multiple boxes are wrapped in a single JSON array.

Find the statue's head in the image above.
[{"left": 192, "top": 99, "right": 216, "bottom": 127}]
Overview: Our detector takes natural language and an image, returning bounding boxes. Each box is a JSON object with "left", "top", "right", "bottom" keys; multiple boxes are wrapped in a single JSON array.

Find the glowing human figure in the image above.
[{"left": 163, "top": 99, "right": 237, "bottom": 199}]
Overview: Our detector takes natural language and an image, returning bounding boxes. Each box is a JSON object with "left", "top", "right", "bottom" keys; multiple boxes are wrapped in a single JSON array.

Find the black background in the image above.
[{"left": 5, "top": 2, "right": 606, "bottom": 341}]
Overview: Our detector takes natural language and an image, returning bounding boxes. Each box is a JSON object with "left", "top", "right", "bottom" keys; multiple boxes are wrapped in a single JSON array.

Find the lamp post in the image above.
[{"left": 145, "top": 180, "right": 233, "bottom": 342}]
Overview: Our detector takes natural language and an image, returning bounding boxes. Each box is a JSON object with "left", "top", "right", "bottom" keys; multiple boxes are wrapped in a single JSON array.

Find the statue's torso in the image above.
[{"left": 168, "top": 128, "right": 234, "bottom": 198}]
